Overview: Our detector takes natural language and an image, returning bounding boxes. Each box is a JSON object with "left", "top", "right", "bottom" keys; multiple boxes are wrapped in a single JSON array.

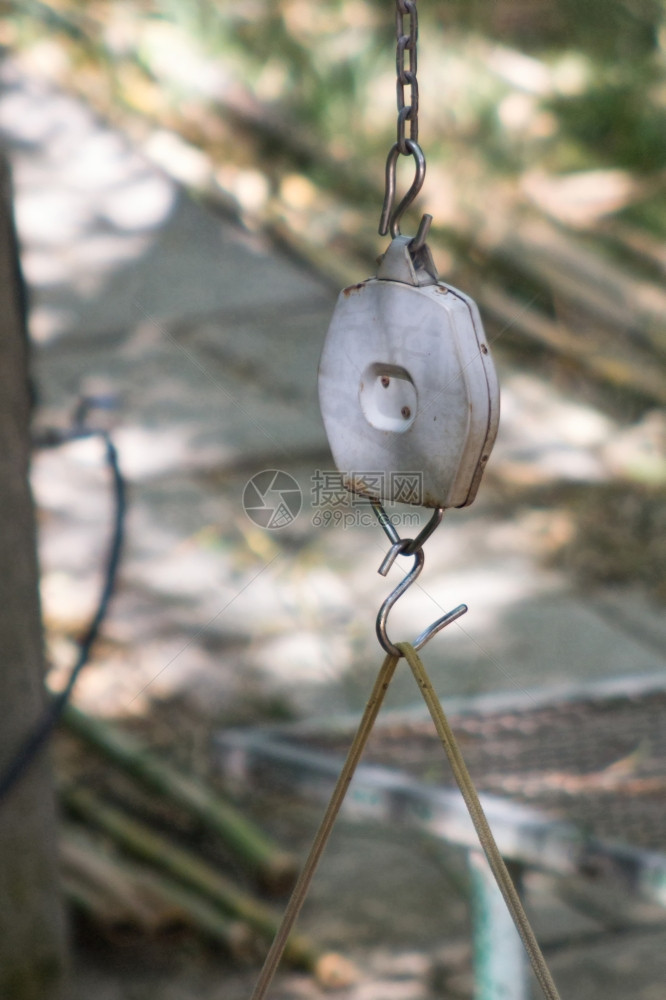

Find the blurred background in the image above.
[{"left": 1, "top": 2, "right": 666, "bottom": 999}]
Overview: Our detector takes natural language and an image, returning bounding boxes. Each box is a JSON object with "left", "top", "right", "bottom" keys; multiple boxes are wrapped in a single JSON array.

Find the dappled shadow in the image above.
[{"left": 2, "top": 15, "right": 666, "bottom": 996}]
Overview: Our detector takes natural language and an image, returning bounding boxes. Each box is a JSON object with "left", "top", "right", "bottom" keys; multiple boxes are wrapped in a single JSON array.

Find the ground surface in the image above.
[{"left": 1, "top": 50, "right": 666, "bottom": 999}]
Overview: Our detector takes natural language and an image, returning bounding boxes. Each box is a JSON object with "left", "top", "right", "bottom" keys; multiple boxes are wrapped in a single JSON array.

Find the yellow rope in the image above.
[
  {"left": 397, "top": 641, "right": 562, "bottom": 1000},
  {"left": 249, "top": 652, "right": 399, "bottom": 1000},
  {"left": 249, "top": 643, "right": 562, "bottom": 1000}
]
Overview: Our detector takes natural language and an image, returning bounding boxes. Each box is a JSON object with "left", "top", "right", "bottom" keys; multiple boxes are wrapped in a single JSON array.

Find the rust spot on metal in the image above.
[
  {"left": 342, "top": 474, "right": 380, "bottom": 500},
  {"left": 480, "top": 343, "right": 488, "bottom": 354},
  {"left": 343, "top": 282, "right": 365, "bottom": 297},
  {"left": 381, "top": 376, "right": 390, "bottom": 388}
]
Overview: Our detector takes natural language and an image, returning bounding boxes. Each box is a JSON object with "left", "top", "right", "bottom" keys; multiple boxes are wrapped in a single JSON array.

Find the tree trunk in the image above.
[{"left": 0, "top": 154, "right": 68, "bottom": 999}]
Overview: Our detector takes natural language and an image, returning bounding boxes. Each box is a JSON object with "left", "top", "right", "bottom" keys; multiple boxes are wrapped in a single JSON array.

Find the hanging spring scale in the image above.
[
  {"left": 250, "top": 4, "right": 562, "bottom": 999},
  {"left": 318, "top": 11, "right": 499, "bottom": 654},
  {"left": 318, "top": 171, "right": 499, "bottom": 651}
]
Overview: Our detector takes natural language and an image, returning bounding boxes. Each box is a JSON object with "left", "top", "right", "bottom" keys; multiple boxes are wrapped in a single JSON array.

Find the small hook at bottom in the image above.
[{"left": 371, "top": 502, "right": 468, "bottom": 658}]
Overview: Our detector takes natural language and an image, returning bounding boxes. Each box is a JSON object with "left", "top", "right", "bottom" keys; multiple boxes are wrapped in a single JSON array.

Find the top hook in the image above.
[
  {"left": 371, "top": 501, "right": 467, "bottom": 657},
  {"left": 379, "top": 139, "right": 426, "bottom": 239}
]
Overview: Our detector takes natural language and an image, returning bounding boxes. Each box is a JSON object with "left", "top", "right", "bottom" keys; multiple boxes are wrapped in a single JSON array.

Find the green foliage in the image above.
[
  {"left": 549, "top": 79, "right": 666, "bottom": 171},
  {"left": 153, "top": 0, "right": 387, "bottom": 140},
  {"left": 8, "top": 0, "right": 666, "bottom": 182}
]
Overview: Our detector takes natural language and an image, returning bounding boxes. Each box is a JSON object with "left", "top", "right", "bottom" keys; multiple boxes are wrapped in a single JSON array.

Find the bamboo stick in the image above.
[
  {"left": 483, "top": 220, "right": 666, "bottom": 357},
  {"left": 479, "top": 283, "right": 666, "bottom": 406},
  {"left": 60, "top": 822, "right": 255, "bottom": 956},
  {"left": 62, "top": 703, "right": 297, "bottom": 891},
  {"left": 61, "top": 784, "right": 317, "bottom": 971},
  {"left": 22, "top": 1, "right": 666, "bottom": 390}
]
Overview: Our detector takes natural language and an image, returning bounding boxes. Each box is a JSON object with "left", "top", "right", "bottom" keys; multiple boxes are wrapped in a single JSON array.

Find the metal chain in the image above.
[
  {"left": 380, "top": 0, "right": 427, "bottom": 239},
  {"left": 395, "top": 0, "right": 419, "bottom": 154}
]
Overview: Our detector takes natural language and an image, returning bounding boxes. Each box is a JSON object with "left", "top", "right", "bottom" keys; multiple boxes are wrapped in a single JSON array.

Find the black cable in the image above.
[{"left": 0, "top": 430, "right": 126, "bottom": 803}]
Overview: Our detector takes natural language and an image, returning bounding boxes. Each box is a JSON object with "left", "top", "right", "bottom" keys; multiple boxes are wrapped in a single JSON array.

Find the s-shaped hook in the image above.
[{"left": 371, "top": 502, "right": 467, "bottom": 657}]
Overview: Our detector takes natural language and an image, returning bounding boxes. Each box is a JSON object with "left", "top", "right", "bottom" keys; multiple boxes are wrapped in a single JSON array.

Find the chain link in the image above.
[
  {"left": 395, "top": 0, "right": 419, "bottom": 154},
  {"left": 379, "top": 0, "right": 428, "bottom": 239}
]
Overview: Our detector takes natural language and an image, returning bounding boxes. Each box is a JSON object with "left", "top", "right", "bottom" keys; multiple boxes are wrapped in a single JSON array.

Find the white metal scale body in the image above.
[{"left": 318, "top": 240, "right": 500, "bottom": 509}]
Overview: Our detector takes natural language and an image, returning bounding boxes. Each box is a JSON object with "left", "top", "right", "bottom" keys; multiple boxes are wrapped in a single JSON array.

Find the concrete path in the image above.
[
  {"left": 3, "top": 54, "right": 664, "bottom": 722},
  {"left": 1, "top": 51, "right": 665, "bottom": 1000}
]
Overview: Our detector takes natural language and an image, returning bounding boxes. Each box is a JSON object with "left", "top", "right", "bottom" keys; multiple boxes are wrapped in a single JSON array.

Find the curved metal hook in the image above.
[
  {"left": 379, "top": 139, "right": 426, "bottom": 238},
  {"left": 371, "top": 500, "right": 442, "bottom": 555},
  {"left": 371, "top": 501, "right": 468, "bottom": 658}
]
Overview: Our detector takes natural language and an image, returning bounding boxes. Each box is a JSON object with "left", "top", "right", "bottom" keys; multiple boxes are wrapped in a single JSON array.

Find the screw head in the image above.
[
  {"left": 380, "top": 376, "right": 390, "bottom": 388},
  {"left": 401, "top": 406, "right": 411, "bottom": 419}
]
